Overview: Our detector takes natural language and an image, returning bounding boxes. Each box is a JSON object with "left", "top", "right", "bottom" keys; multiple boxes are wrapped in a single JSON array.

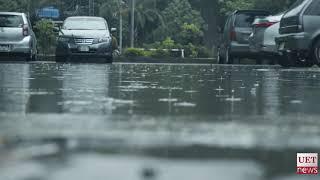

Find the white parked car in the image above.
[
  {"left": 0, "top": 12, "right": 37, "bottom": 61},
  {"left": 248, "top": 13, "right": 284, "bottom": 64}
]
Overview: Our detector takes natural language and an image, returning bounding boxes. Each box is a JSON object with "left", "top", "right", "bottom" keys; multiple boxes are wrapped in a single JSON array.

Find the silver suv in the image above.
[
  {"left": 0, "top": 12, "right": 37, "bottom": 61},
  {"left": 55, "top": 16, "right": 114, "bottom": 63},
  {"left": 275, "top": 0, "right": 320, "bottom": 67},
  {"left": 217, "top": 10, "right": 270, "bottom": 64}
]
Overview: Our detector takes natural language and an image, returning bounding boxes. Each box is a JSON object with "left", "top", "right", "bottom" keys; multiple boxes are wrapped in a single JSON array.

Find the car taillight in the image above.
[
  {"left": 279, "top": 16, "right": 303, "bottom": 34},
  {"left": 230, "top": 28, "right": 236, "bottom": 41},
  {"left": 22, "top": 24, "right": 29, "bottom": 36},
  {"left": 254, "top": 21, "right": 277, "bottom": 28}
]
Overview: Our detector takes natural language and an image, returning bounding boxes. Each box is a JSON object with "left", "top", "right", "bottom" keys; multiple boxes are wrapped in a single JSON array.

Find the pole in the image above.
[
  {"left": 88, "top": 0, "right": 91, "bottom": 16},
  {"left": 89, "top": 0, "right": 94, "bottom": 16},
  {"left": 119, "top": 4, "right": 123, "bottom": 53},
  {"left": 130, "top": 0, "right": 135, "bottom": 48},
  {"left": 93, "top": 0, "right": 95, "bottom": 16}
]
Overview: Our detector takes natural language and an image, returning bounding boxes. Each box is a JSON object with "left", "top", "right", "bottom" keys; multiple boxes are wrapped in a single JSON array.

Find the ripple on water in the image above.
[
  {"left": 174, "top": 102, "right": 196, "bottom": 107},
  {"left": 158, "top": 98, "right": 178, "bottom": 102}
]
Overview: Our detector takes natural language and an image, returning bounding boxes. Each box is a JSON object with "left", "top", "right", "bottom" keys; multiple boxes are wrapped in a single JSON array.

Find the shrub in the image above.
[
  {"left": 150, "top": 49, "right": 170, "bottom": 58},
  {"left": 123, "top": 48, "right": 146, "bottom": 57},
  {"left": 184, "top": 43, "right": 198, "bottom": 58},
  {"left": 34, "top": 19, "right": 56, "bottom": 55},
  {"left": 161, "top": 37, "right": 175, "bottom": 49},
  {"left": 196, "top": 46, "right": 212, "bottom": 58},
  {"left": 143, "top": 41, "right": 161, "bottom": 49},
  {"left": 177, "top": 23, "right": 204, "bottom": 46}
]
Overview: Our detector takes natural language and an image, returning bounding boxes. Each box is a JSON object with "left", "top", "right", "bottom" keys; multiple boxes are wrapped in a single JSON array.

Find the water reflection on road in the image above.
[{"left": 0, "top": 62, "right": 320, "bottom": 180}]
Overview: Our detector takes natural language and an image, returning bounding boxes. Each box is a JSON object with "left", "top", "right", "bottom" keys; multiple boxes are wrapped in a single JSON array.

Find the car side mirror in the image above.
[{"left": 111, "top": 28, "right": 117, "bottom": 33}]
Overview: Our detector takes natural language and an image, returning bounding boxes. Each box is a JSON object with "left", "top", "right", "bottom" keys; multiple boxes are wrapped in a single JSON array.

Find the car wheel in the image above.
[
  {"left": 225, "top": 48, "right": 233, "bottom": 64},
  {"left": 311, "top": 39, "right": 320, "bottom": 65},
  {"left": 31, "top": 49, "right": 37, "bottom": 61},
  {"left": 278, "top": 52, "right": 297, "bottom": 67},
  {"left": 55, "top": 55, "right": 65, "bottom": 63},
  {"left": 26, "top": 53, "right": 31, "bottom": 61},
  {"left": 217, "top": 48, "right": 224, "bottom": 64}
]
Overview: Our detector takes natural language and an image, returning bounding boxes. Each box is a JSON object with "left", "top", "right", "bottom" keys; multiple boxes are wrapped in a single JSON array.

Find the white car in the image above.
[
  {"left": 0, "top": 12, "right": 37, "bottom": 61},
  {"left": 248, "top": 13, "right": 284, "bottom": 63}
]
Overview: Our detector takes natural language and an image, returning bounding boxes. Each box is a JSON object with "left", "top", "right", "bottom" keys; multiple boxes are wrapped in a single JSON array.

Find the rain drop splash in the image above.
[
  {"left": 290, "top": 100, "right": 302, "bottom": 104},
  {"left": 158, "top": 98, "right": 178, "bottom": 102},
  {"left": 225, "top": 89, "right": 242, "bottom": 102},
  {"left": 215, "top": 86, "right": 224, "bottom": 91},
  {"left": 174, "top": 102, "right": 196, "bottom": 107}
]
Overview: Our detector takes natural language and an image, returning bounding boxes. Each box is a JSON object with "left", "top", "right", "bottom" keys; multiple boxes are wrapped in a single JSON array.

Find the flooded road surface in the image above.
[{"left": 0, "top": 62, "right": 320, "bottom": 180}]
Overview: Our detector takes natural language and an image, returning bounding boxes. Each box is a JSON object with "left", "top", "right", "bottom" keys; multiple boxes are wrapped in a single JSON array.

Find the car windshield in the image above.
[
  {"left": 63, "top": 18, "right": 107, "bottom": 30},
  {"left": 235, "top": 12, "right": 269, "bottom": 27},
  {"left": 0, "top": 15, "right": 23, "bottom": 27}
]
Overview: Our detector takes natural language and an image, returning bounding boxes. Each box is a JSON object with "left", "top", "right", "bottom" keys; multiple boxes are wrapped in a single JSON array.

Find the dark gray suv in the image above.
[
  {"left": 217, "top": 10, "right": 270, "bottom": 64},
  {"left": 275, "top": 0, "right": 320, "bottom": 67}
]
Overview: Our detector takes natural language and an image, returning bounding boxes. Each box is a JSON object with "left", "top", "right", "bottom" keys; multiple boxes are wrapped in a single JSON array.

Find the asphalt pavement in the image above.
[{"left": 0, "top": 61, "right": 319, "bottom": 180}]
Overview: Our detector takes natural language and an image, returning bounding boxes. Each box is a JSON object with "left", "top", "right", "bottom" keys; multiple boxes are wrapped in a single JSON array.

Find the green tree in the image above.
[
  {"left": 134, "top": 0, "right": 164, "bottom": 44},
  {"left": 0, "top": 0, "right": 29, "bottom": 12},
  {"left": 219, "top": 0, "right": 255, "bottom": 14},
  {"left": 177, "top": 23, "right": 204, "bottom": 46},
  {"left": 152, "top": 0, "right": 206, "bottom": 45}
]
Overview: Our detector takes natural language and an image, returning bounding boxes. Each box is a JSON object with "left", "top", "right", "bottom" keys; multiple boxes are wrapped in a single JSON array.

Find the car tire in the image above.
[
  {"left": 31, "top": 49, "right": 37, "bottom": 61},
  {"left": 225, "top": 48, "right": 233, "bottom": 64},
  {"left": 26, "top": 53, "right": 32, "bottom": 61},
  {"left": 278, "top": 52, "right": 297, "bottom": 67},
  {"left": 217, "top": 48, "right": 224, "bottom": 64},
  {"left": 55, "top": 55, "right": 65, "bottom": 63},
  {"left": 311, "top": 39, "right": 320, "bottom": 66}
]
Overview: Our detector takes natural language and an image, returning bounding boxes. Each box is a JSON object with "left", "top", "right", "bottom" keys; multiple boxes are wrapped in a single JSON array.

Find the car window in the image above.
[
  {"left": 284, "top": 0, "right": 310, "bottom": 17},
  {"left": 235, "top": 13, "right": 258, "bottom": 27},
  {"left": 63, "top": 18, "right": 107, "bottom": 30},
  {"left": 0, "top": 15, "right": 23, "bottom": 27},
  {"left": 304, "top": 0, "right": 320, "bottom": 16}
]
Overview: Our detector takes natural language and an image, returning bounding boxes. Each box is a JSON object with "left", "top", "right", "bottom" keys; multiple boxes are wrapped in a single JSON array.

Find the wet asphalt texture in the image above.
[{"left": 0, "top": 61, "right": 319, "bottom": 180}]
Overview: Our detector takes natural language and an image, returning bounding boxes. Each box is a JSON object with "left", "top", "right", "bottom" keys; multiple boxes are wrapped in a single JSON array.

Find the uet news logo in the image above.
[{"left": 296, "top": 153, "right": 318, "bottom": 175}]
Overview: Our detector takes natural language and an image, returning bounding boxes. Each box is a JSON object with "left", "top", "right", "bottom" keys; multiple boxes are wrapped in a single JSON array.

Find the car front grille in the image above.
[{"left": 74, "top": 38, "right": 94, "bottom": 45}]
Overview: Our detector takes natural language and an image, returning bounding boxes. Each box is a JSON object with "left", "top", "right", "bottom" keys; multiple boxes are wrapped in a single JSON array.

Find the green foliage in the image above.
[
  {"left": 152, "top": 0, "right": 206, "bottom": 44},
  {"left": 0, "top": 0, "right": 29, "bottom": 12},
  {"left": 161, "top": 37, "right": 175, "bottom": 49},
  {"left": 219, "top": 0, "right": 297, "bottom": 14},
  {"left": 177, "top": 23, "right": 204, "bottom": 46},
  {"left": 220, "top": 0, "right": 255, "bottom": 14},
  {"left": 124, "top": 48, "right": 170, "bottom": 58},
  {"left": 124, "top": 48, "right": 146, "bottom": 57},
  {"left": 253, "top": 0, "right": 297, "bottom": 13},
  {"left": 150, "top": 49, "right": 170, "bottom": 58},
  {"left": 196, "top": 46, "right": 211, "bottom": 58},
  {"left": 142, "top": 37, "right": 211, "bottom": 58},
  {"left": 184, "top": 43, "right": 198, "bottom": 58},
  {"left": 34, "top": 19, "right": 56, "bottom": 55}
]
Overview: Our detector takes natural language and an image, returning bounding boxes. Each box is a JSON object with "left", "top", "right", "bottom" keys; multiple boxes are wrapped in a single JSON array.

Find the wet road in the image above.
[{"left": 0, "top": 62, "right": 320, "bottom": 180}]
